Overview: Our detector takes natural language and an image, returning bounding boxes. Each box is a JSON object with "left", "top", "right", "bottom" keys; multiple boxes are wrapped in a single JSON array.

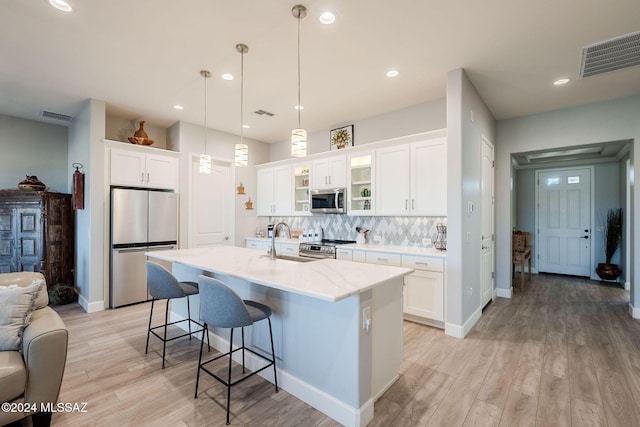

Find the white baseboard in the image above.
[
  {"left": 496, "top": 287, "right": 512, "bottom": 299},
  {"left": 630, "top": 302, "right": 640, "bottom": 319},
  {"left": 625, "top": 281, "right": 631, "bottom": 291},
  {"left": 445, "top": 307, "right": 481, "bottom": 339},
  {"left": 173, "top": 311, "right": 373, "bottom": 427},
  {"left": 78, "top": 295, "right": 104, "bottom": 313}
]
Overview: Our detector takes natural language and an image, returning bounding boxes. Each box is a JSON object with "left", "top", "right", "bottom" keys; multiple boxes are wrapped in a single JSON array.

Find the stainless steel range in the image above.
[{"left": 299, "top": 239, "right": 357, "bottom": 259}]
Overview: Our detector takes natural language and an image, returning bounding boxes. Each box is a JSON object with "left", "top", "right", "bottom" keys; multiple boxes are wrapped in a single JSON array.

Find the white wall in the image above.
[
  {"left": 67, "top": 99, "right": 107, "bottom": 312},
  {"left": 105, "top": 115, "right": 167, "bottom": 149},
  {"left": 167, "top": 121, "right": 270, "bottom": 248},
  {"left": 446, "top": 69, "right": 497, "bottom": 337},
  {"left": 269, "top": 98, "right": 446, "bottom": 161},
  {"left": 496, "top": 95, "right": 640, "bottom": 314},
  {"left": 0, "top": 115, "right": 68, "bottom": 191}
]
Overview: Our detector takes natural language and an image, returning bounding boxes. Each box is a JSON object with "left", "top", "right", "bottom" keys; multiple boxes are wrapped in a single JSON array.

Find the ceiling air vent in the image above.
[
  {"left": 252, "top": 109, "right": 275, "bottom": 118},
  {"left": 41, "top": 110, "right": 73, "bottom": 122},
  {"left": 580, "top": 31, "right": 640, "bottom": 78}
]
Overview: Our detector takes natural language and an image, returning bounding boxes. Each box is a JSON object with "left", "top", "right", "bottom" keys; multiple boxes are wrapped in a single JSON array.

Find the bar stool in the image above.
[
  {"left": 145, "top": 261, "right": 209, "bottom": 368},
  {"left": 194, "top": 275, "right": 278, "bottom": 425}
]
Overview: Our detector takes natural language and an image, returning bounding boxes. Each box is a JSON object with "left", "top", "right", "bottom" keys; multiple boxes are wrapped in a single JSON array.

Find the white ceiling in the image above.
[{"left": 1, "top": 0, "right": 639, "bottom": 144}]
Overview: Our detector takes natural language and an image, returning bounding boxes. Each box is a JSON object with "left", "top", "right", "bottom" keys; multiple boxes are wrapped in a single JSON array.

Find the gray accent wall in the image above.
[
  {"left": 446, "top": 69, "right": 497, "bottom": 336},
  {"left": 0, "top": 115, "right": 68, "bottom": 191}
]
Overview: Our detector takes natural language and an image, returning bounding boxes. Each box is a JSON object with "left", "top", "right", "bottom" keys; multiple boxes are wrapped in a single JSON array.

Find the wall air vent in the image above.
[
  {"left": 41, "top": 110, "right": 73, "bottom": 122},
  {"left": 580, "top": 31, "right": 640, "bottom": 78}
]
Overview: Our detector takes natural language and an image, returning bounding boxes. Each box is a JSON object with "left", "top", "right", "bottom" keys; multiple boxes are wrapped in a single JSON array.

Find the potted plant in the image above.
[
  {"left": 48, "top": 283, "right": 78, "bottom": 306},
  {"left": 595, "top": 208, "right": 623, "bottom": 280}
]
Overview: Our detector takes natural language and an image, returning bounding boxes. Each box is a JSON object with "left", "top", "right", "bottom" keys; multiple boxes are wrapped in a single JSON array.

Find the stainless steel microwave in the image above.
[{"left": 310, "top": 188, "right": 346, "bottom": 214}]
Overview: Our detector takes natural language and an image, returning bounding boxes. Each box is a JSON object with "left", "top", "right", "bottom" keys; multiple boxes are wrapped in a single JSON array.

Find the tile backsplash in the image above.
[{"left": 269, "top": 215, "right": 447, "bottom": 248}]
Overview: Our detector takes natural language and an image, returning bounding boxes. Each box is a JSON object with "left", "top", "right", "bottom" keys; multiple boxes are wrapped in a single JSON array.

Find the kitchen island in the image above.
[{"left": 147, "top": 246, "right": 413, "bottom": 427}]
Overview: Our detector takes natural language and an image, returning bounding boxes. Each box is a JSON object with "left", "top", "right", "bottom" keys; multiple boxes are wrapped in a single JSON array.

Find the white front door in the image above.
[
  {"left": 537, "top": 167, "right": 592, "bottom": 276},
  {"left": 481, "top": 137, "right": 495, "bottom": 307},
  {"left": 189, "top": 155, "right": 234, "bottom": 247}
]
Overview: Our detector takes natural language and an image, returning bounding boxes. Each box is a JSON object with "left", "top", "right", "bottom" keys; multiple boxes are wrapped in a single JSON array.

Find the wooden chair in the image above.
[{"left": 512, "top": 232, "right": 532, "bottom": 291}]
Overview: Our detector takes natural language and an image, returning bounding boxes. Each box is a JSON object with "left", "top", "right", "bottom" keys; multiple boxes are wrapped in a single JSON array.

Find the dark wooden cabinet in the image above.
[{"left": 0, "top": 190, "right": 74, "bottom": 288}]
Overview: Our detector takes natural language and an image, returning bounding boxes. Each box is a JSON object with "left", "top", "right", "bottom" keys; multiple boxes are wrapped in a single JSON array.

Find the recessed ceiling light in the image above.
[
  {"left": 294, "top": 105, "right": 304, "bottom": 110},
  {"left": 172, "top": 105, "right": 184, "bottom": 110},
  {"left": 222, "top": 73, "right": 234, "bottom": 81},
  {"left": 242, "top": 124, "right": 251, "bottom": 129},
  {"left": 49, "top": 0, "right": 72, "bottom": 12},
  {"left": 386, "top": 70, "right": 399, "bottom": 78},
  {"left": 553, "top": 77, "right": 571, "bottom": 86},
  {"left": 319, "top": 12, "right": 335, "bottom": 24}
]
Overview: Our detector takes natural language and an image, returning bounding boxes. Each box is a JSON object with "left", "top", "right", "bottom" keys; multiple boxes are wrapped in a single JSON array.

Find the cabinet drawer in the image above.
[
  {"left": 402, "top": 255, "right": 444, "bottom": 272},
  {"left": 336, "top": 249, "right": 352, "bottom": 261},
  {"left": 276, "top": 242, "right": 299, "bottom": 255},
  {"left": 352, "top": 250, "right": 367, "bottom": 263},
  {"left": 366, "top": 251, "right": 401, "bottom": 266},
  {"left": 245, "top": 240, "right": 262, "bottom": 250}
]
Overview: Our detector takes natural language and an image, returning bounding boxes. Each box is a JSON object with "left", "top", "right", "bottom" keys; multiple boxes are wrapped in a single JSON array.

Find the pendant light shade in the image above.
[
  {"left": 199, "top": 69, "right": 212, "bottom": 174},
  {"left": 291, "top": 5, "right": 307, "bottom": 158},
  {"left": 291, "top": 128, "right": 307, "bottom": 157},
  {"left": 235, "top": 43, "right": 249, "bottom": 167}
]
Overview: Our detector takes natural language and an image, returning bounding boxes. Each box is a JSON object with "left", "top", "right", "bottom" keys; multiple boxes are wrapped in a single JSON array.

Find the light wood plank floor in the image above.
[{"left": 20, "top": 273, "right": 640, "bottom": 426}]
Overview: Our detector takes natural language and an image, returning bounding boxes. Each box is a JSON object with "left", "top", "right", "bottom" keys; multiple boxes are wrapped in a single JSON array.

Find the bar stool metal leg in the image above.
[
  {"left": 194, "top": 324, "right": 208, "bottom": 398},
  {"left": 146, "top": 298, "right": 155, "bottom": 354},
  {"left": 226, "top": 328, "right": 234, "bottom": 425},
  {"left": 268, "top": 317, "right": 278, "bottom": 392},
  {"left": 241, "top": 327, "right": 246, "bottom": 373},
  {"left": 162, "top": 300, "right": 170, "bottom": 369},
  {"left": 187, "top": 295, "right": 192, "bottom": 340}
]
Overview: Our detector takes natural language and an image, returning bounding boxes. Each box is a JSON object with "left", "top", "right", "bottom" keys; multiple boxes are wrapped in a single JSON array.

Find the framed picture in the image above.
[{"left": 330, "top": 125, "right": 354, "bottom": 151}]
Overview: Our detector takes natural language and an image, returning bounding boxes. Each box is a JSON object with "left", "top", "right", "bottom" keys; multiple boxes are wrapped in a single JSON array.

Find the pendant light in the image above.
[
  {"left": 235, "top": 44, "right": 249, "bottom": 167},
  {"left": 199, "top": 69, "right": 212, "bottom": 174},
  {"left": 291, "top": 4, "right": 307, "bottom": 157}
]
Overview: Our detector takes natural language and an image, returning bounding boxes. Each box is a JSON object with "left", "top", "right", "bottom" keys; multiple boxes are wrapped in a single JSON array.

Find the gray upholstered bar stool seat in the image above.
[
  {"left": 195, "top": 275, "right": 278, "bottom": 425},
  {"left": 146, "top": 261, "right": 209, "bottom": 368}
]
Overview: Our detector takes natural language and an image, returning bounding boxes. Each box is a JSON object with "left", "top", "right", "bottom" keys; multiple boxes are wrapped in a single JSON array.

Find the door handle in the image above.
[
  {"left": 482, "top": 245, "right": 489, "bottom": 250},
  {"left": 583, "top": 235, "right": 589, "bottom": 239},
  {"left": 224, "top": 236, "right": 229, "bottom": 240}
]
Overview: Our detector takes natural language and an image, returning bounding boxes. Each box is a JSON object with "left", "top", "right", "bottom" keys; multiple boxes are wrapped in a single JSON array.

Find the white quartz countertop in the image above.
[
  {"left": 147, "top": 246, "right": 413, "bottom": 302},
  {"left": 244, "top": 237, "right": 300, "bottom": 244},
  {"left": 340, "top": 243, "right": 447, "bottom": 258}
]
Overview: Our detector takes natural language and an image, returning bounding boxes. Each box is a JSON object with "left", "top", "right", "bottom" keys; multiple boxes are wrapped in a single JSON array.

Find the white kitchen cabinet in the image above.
[
  {"left": 292, "top": 164, "right": 311, "bottom": 215},
  {"left": 257, "top": 165, "right": 292, "bottom": 216},
  {"left": 348, "top": 152, "right": 375, "bottom": 215},
  {"left": 402, "top": 254, "right": 444, "bottom": 324},
  {"left": 411, "top": 138, "right": 447, "bottom": 216},
  {"left": 276, "top": 241, "right": 299, "bottom": 256},
  {"left": 336, "top": 248, "right": 353, "bottom": 261},
  {"left": 365, "top": 251, "right": 402, "bottom": 267},
  {"left": 312, "top": 155, "right": 346, "bottom": 189},
  {"left": 110, "top": 147, "right": 178, "bottom": 190},
  {"left": 375, "top": 138, "right": 446, "bottom": 216},
  {"left": 245, "top": 239, "right": 263, "bottom": 250}
]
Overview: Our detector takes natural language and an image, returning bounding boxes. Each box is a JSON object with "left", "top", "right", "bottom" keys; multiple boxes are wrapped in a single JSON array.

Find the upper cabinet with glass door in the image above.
[
  {"left": 348, "top": 152, "right": 375, "bottom": 215},
  {"left": 292, "top": 164, "right": 311, "bottom": 215}
]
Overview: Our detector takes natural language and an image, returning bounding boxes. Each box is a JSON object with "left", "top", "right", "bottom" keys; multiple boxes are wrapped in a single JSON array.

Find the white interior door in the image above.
[
  {"left": 481, "top": 137, "right": 495, "bottom": 307},
  {"left": 189, "top": 156, "right": 234, "bottom": 247},
  {"left": 537, "top": 168, "right": 592, "bottom": 276}
]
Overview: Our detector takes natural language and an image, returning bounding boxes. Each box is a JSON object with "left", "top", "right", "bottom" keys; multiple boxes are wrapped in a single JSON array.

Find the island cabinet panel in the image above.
[{"left": 0, "top": 190, "right": 74, "bottom": 287}]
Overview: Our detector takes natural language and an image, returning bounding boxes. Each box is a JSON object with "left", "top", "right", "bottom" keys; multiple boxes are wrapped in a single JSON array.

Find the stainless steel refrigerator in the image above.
[{"left": 110, "top": 188, "right": 178, "bottom": 308}]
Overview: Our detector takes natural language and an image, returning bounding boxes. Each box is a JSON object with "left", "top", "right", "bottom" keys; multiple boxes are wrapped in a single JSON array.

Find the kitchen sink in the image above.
[{"left": 260, "top": 254, "right": 316, "bottom": 262}]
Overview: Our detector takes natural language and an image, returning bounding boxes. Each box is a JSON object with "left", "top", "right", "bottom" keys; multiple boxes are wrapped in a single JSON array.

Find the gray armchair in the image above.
[{"left": 0, "top": 272, "right": 68, "bottom": 427}]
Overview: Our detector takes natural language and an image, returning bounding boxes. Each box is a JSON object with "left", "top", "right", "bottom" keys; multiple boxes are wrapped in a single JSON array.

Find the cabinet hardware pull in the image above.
[
  {"left": 146, "top": 173, "right": 149, "bottom": 182},
  {"left": 412, "top": 199, "right": 415, "bottom": 209},
  {"left": 141, "top": 172, "right": 144, "bottom": 183},
  {"left": 378, "top": 258, "right": 388, "bottom": 261},
  {"left": 405, "top": 200, "right": 408, "bottom": 210},
  {"left": 416, "top": 262, "right": 429, "bottom": 265}
]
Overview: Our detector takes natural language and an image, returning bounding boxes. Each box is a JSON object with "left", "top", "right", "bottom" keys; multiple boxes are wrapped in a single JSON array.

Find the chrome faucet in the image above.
[{"left": 269, "top": 222, "right": 291, "bottom": 260}]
